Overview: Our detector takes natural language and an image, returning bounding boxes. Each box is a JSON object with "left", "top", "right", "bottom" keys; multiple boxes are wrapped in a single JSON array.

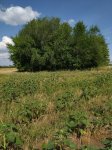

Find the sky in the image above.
[{"left": 0, "top": 0, "right": 112, "bottom": 66}]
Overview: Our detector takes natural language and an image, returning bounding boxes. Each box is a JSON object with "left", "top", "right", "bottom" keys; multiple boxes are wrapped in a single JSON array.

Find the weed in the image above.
[
  {"left": 16, "top": 99, "right": 47, "bottom": 123},
  {"left": 0, "top": 76, "right": 38, "bottom": 101},
  {"left": 0, "top": 123, "right": 22, "bottom": 149},
  {"left": 102, "top": 138, "right": 112, "bottom": 150},
  {"left": 56, "top": 92, "right": 74, "bottom": 111},
  {"left": 0, "top": 69, "right": 112, "bottom": 149}
]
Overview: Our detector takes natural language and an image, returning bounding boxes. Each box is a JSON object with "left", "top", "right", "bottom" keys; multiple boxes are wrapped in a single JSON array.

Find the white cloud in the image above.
[
  {"left": 68, "top": 19, "right": 75, "bottom": 26},
  {"left": 0, "top": 6, "right": 41, "bottom": 25},
  {"left": 63, "top": 19, "right": 75, "bottom": 26},
  {"left": 0, "top": 56, "right": 13, "bottom": 66},
  {"left": 0, "top": 52, "right": 12, "bottom": 66},
  {"left": 0, "top": 36, "right": 14, "bottom": 66},
  {"left": 0, "top": 36, "right": 14, "bottom": 51},
  {"left": 0, "top": 52, "right": 9, "bottom": 59}
]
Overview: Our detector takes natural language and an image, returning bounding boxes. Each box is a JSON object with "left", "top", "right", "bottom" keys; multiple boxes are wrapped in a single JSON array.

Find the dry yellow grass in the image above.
[{"left": 0, "top": 67, "right": 17, "bottom": 74}]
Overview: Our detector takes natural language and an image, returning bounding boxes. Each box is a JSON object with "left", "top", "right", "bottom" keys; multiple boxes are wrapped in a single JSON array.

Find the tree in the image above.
[
  {"left": 72, "top": 22, "right": 109, "bottom": 69},
  {"left": 72, "top": 21, "right": 88, "bottom": 69},
  {"left": 8, "top": 18, "right": 109, "bottom": 71},
  {"left": 87, "top": 26, "right": 109, "bottom": 66}
]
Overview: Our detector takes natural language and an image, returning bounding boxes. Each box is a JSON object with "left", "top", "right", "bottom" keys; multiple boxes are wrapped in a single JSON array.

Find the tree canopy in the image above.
[{"left": 8, "top": 17, "right": 109, "bottom": 71}]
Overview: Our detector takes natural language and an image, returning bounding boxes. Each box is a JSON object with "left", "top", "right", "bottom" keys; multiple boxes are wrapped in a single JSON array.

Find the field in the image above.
[
  {"left": 0, "top": 68, "right": 112, "bottom": 150},
  {"left": 0, "top": 68, "right": 17, "bottom": 74}
]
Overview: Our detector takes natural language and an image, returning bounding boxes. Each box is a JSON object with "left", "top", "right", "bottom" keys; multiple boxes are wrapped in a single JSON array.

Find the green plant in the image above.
[
  {"left": 1, "top": 76, "right": 38, "bottom": 101},
  {"left": 42, "top": 139, "right": 76, "bottom": 150},
  {"left": 17, "top": 100, "right": 46, "bottom": 123},
  {"left": 42, "top": 141, "right": 55, "bottom": 150},
  {"left": 56, "top": 92, "right": 74, "bottom": 111},
  {"left": 102, "top": 138, "right": 112, "bottom": 150},
  {"left": 81, "top": 145, "right": 98, "bottom": 150},
  {"left": 0, "top": 69, "right": 112, "bottom": 149},
  {"left": 91, "top": 106, "right": 105, "bottom": 117},
  {"left": 42, "top": 129, "right": 77, "bottom": 150},
  {"left": 80, "top": 81, "right": 98, "bottom": 100},
  {"left": 66, "top": 111, "right": 89, "bottom": 138},
  {"left": 0, "top": 123, "right": 22, "bottom": 149}
]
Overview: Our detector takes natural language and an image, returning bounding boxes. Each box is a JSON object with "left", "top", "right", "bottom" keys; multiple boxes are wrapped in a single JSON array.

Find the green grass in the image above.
[{"left": 0, "top": 68, "right": 112, "bottom": 150}]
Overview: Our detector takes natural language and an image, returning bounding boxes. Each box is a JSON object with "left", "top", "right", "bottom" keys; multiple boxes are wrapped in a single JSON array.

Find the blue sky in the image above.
[{"left": 0, "top": 0, "right": 112, "bottom": 66}]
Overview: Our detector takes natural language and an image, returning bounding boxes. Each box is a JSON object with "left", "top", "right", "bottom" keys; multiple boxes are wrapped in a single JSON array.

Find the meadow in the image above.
[{"left": 0, "top": 68, "right": 112, "bottom": 150}]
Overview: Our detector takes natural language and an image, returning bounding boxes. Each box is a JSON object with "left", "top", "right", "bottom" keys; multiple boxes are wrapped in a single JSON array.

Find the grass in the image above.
[
  {"left": 0, "top": 67, "right": 17, "bottom": 74},
  {"left": 0, "top": 68, "right": 112, "bottom": 150}
]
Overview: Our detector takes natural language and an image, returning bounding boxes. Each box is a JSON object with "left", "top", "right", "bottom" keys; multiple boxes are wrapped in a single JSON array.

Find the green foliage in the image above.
[
  {"left": 0, "top": 75, "right": 38, "bottom": 101},
  {"left": 42, "top": 141, "right": 55, "bottom": 150},
  {"left": 56, "top": 92, "right": 74, "bottom": 111},
  {"left": 0, "top": 123, "right": 22, "bottom": 149},
  {"left": 52, "top": 130, "right": 77, "bottom": 150},
  {"left": 17, "top": 99, "right": 47, "bottom": 123},
  {"left": 91, "top": 98, "right": 112, "bottom": 127},
  {"left": 42, "top": 135, "right": 77, "bottom": 150},
  {"left": 0, "top": 69, "right": 112, "bottom": 149},
  {"left": 102, "top": 138, "right": 112, "bottom": 150},
  {"left": 66, "top": 111, "right": 89, "bottom": 138},
  {"left": 64, "top": 139, "right": 77, "bottom": 149},
  {"left": 8, "top": 18, "right": 109, "bottom": 71},
  {"left": 94, "top": 73, "right": 112, "bottom": 87},
  {"left": 81, "top": 145, "right": 98, "bottom": 150},
  {"left": 80, "top": 81, "right": 98, "bottom": 100}
]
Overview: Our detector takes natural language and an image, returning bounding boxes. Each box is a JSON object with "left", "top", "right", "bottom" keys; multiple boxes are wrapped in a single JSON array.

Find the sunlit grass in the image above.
[{"left": 0, "top": 68, "right": 112, "bottom": 149}]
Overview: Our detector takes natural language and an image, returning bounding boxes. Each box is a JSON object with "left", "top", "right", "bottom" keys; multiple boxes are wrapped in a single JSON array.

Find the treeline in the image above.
[
  {"left": 0, "top": 66, "right": 14, "bottom": 68},
  {"left": 8, "top": 17, "right": 109, "bottom": 71}
]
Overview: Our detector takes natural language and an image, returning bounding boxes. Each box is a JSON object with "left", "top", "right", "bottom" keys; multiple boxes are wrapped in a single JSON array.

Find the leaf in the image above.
[
  {"left": 6, "top": 132, "right": 15, "bottom": 143},
  {"left": 15, "top": 136, "right": 23, "bottom": 146},
  {"left": 64, "top": 139, "right": 77, "bottom": 149},
  {"left": 42, "top": 141, "right": 55, "bottom": 150}
]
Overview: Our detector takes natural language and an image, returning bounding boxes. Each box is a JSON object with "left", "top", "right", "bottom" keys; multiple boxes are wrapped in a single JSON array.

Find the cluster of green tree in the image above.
[{"left": 8, "top": 17, "right": 109, "bottom": 71}]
